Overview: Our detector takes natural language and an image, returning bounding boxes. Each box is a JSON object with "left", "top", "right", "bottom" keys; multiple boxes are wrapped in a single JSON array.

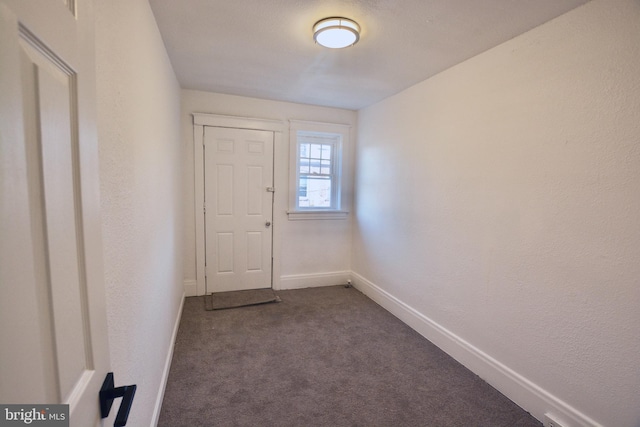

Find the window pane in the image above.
[
  {"left": 300, "top": 143, "right": 310, "bottom": 158},
  {"left": 310, "top": 159, "right": 321, "bottom": 174},
  {"left": 298, "top": 176, "right": 331, "bottom": 208},
  {"left": 299, "top": 178, "right": 307, "bottom": 197},
  {"left": 321, "top": 144, "right": 331, "bottom": 160},
  {"left": 310, "top": 144, "right": 322, "bottom": 159},
  {"left": 320, "top": 160, "right": 331, "bottom": 174},
  {"left": 299, "top": 158, "right": 310, "bottom": 174}
]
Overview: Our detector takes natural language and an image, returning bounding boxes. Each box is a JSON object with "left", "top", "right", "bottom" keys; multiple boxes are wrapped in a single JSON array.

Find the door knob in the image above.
[
  {"left": 100, "top": 372, "right": 136, "bottom": 426},
  {"left": 265, "top": 221, "right": 271, "bottom": 227}
]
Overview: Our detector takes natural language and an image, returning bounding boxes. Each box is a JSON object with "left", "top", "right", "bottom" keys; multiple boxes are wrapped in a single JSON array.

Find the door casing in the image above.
[{"left": 193, "top": 113, "right": 284, "bottom": 296}]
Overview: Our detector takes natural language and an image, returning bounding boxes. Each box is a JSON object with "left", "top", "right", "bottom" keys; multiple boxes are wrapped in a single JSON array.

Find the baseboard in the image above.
[
  {"left": 150, "top": 291, "right": 185, "bottom": 427},
  {"left": 183, "top": 279, "right": 197, "bottom": 297},
  {"left": 278, "top": 271, "right": 350, "bottom": 290},
  {"left": 351, "top": 272, "right": 602, "bottom": 427}
]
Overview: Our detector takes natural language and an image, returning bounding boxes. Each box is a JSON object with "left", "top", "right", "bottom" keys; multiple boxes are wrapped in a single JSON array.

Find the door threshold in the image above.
[{"left": 205, "top": 288, "right": 280, "bottom": 311}]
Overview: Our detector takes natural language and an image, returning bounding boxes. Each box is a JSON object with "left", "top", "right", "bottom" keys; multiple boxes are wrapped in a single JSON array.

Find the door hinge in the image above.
[{"left": 203, "top": 203, "right": 206, "bottom": 214}]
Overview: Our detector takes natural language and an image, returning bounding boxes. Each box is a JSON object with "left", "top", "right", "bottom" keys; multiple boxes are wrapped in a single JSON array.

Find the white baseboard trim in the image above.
[
  {"left": 277, "top": 271, "right": 351, "bottom": 290},
  {"left": 183, "top": 279, "right": 197, "bottom": 297},
  {"left": 351, "top": 272, "right": 602, "bottom": 427},
  {"left": 151, "top": 291, "right": 185, "bottom": 427}
]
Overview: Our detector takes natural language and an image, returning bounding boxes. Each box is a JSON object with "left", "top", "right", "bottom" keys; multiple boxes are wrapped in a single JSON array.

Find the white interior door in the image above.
[
  {"left": 0, "top": 1, "right": 111, "bottom": 426},
  {"left": 204, "top": 126, "right": 274, "bottom": 293}
]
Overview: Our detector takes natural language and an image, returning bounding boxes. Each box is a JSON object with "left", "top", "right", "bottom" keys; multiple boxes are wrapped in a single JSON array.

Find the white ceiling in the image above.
[{"left": 148, "top": 0, "right": 590, "bottom": 110}]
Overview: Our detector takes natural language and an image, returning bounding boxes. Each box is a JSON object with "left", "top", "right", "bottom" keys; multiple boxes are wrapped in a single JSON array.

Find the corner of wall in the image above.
[
  {"left": 150, "top": 292, "right": 185, "bottom": 427},
  {"left": 183, "top": 280, "right": 197, "bottom": 297}
]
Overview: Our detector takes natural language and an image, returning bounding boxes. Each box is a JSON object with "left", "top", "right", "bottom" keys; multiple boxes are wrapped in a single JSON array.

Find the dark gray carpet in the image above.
[
  {"left": 158, "top": 285, "right": 541, "bottom": 427},
  {"left": 205, "top": 288, "right": 280, "bottom": 311}
]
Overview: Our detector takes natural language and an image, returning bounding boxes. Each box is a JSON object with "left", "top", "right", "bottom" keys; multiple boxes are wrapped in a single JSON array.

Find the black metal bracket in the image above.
[{"left": 99, "top": 372, "right": 137, "bottom": 427}]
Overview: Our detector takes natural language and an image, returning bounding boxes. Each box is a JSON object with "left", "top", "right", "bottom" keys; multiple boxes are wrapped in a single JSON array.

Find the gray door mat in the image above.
[{"left": 205, "top": 288, "right": 281, "bottom": 311}]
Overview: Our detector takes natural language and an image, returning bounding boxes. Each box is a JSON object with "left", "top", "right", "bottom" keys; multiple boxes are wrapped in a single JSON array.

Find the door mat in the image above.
[{"left": 205, "top": 288, "right": 281, "bottom": 311}]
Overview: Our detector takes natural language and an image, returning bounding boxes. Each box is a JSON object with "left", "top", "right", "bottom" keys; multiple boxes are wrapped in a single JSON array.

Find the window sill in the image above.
[{"left": 287, "top": 210, "right": 349, "bottom": 221}]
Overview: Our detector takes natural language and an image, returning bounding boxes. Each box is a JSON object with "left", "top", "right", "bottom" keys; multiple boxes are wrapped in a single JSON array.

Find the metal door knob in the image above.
[
  {"left": 100, "top": 372, "right": 136, "bottom": 426},
  {"left": 265, "top": 221, "right": 271, "bottom": 227}
]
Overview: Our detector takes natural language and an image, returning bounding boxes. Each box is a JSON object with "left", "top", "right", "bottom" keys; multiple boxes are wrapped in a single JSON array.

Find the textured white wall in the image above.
[
  {"left": 353, "top": 0, "right": 640, "bottom": 426},
  {"left": 95, "top": 0, "right": 183, "bottom": 425},
  {"left": 181, "top": 90, "right": 357, "bottom": 290}
]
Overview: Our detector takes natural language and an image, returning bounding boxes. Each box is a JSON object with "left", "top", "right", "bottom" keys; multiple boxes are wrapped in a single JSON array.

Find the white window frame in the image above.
[{"left": 288, "top": 120, "right": 350, "bottom": 220}]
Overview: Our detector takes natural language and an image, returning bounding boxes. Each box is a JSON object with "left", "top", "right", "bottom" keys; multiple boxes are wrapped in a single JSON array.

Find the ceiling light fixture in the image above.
[{"left": 313, "top": 17, "right": 360, "bottom": 49}]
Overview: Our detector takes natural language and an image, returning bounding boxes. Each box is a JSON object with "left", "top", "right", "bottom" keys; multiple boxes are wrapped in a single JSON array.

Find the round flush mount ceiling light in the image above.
[{"left": 313, "top": 17, "right": 360, "bottom": 49}]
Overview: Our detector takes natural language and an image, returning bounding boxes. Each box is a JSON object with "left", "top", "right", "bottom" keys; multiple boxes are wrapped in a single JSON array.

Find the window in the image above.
[
  {"left": 297, "top": 134, "right": 337, "bottom": 208},
  {"left": 288, "top": 120, "right": 350, "bottom": 220}
]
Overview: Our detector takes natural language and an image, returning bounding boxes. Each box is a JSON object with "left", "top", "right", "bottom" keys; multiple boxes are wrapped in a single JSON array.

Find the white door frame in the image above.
[{"left": 193, "top": 113, "right": 284, "bottom": 296}]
